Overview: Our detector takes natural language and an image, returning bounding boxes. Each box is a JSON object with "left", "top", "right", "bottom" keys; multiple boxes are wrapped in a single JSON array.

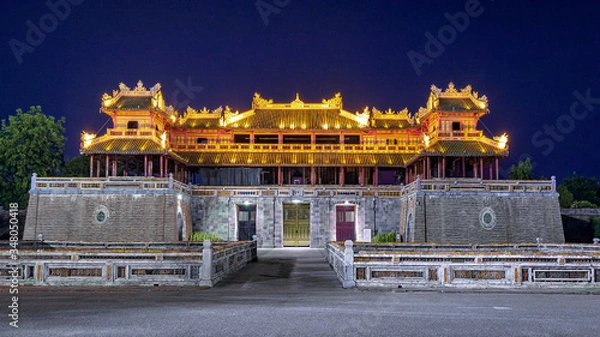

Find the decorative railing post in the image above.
[
  {"left": 31, "top": 173, "right": 37, "bottom": 191},
  {"left": 551, "top": 176, "right": 556, "bottom": 192},
  {"left": 199, "top": 239, "right": 213, "bottom": 287},
  {"left": 251, "top": 235, "right": 259, "bottom": 261},
  {"left": 343, "top": 240, "right": 356, "bottom": 288},
  {"left": 168, "top": 173, "right": 174, "bottom": 189},
  {"left": 416, "top": 174, "right": 421, "bottom": 191}
]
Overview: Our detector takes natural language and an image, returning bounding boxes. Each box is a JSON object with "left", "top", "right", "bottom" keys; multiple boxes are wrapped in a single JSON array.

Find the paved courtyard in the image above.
[{"left": 2, "top": 248, "right": 600, "bottom": 336}]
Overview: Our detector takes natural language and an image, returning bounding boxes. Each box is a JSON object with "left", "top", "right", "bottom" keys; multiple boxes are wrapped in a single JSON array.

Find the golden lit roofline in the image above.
[
  {"left": 102, "top": 80, "right": 167, "bottom": 111},
  {"left": 252, "top": 92, "right": 343, "bottom": 109},
  {"left": 427, "top": 82, "right": 488, "bottom": 111}
]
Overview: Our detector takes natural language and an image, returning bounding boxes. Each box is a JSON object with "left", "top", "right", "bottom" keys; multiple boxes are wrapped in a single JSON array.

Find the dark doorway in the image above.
[{"left": 237, "top": 204, "right": 256, "bottom": 241}]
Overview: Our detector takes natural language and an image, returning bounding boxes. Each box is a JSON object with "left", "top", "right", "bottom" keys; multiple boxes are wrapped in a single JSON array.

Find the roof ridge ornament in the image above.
[
  {"left": 446, "top": 82, "right": 457, "bottom": 93},
  {"left": 322, "top": 92, "right": 342, "bottom": 108},
  {"left": 150, "top": 83, "right": 161, "bottom": 94},
  {"left": 134, "top": 80, "right": 146, "bottom": 92},
  {"left": 428, "top": 82, "right": 488, "bottom": 109},
  {"left": 252, "top": 93, "right": 273, "bottom": 109},
  {"left": 290, "top": 93, "right": 305, "bottom": 108}
]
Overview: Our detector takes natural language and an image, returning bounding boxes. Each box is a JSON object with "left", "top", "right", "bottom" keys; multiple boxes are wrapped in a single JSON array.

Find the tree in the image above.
[
  {"left": 0, "top": 106, "right": 66, "bottom": 209},
  {"left": 509, "top": 158, "right": 533, "bottom": 180},
  {"left": 64, "top": 155, "right": 90, "bottom": 177},
  {"left": 560, "top": 172, "right": 600, "bottom": 205},
  {"left": 557, "top": 184, "right": 574, "bottom": 208},
  {"left": 592, "top": 217, "right": 600, "bottom": 238}
]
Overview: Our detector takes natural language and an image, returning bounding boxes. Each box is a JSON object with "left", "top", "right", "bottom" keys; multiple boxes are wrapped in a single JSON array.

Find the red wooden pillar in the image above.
[
  {"left": 112, "top": 156, "right": 117, "bottom": 176},
  {"left": 340, "top": 167, "right": 345, "bottom": 186},
  {"left": 442, "top": 157, "right": 446, "bottom": 179},
  {"left": 160, "top": 156, "right": 164, "bottom": 178},
  {"left": 149, "top": 156, "right": 153, "bottom": 177},
  {"left": 124, "top": 159, "right": 128, "bottom": 176},
  {"left": 105, "top": 155, "right": 109, "bottom": 177},
  {"left": 488, "top": 161, "right": 492, "bottom": 180},
  {"left": 374, "top": 166, "right": 379, "bottom": 187},
  {"left": 96, "top": 160, "right": 100, "bottom": 177},
  {"left": 436, "top": 157, "right": 441, "bottom": 178},
  {"left": 474, "top": 161, "right": 478, "bottom": 178},
  {"left": 144, "top": 155, "right": 148, "bottom": 177},
  {"left": 89, "top": 155, "right": 94, "bottom": 178},
  {"left": 311, "top": 167, "right": 316, "bottom": 186},
  {"left": 278, "top": 166, "right": 282, "bottom": 185},
  {"left": 426, "top": 157, "right": 431, "bottom": 179},
  {"left": 462, "top": 157, "right": 466, "bottom": 178},
  {"left": 480, "top": 157, "right": 484, "bottom": 180},
  {"left": 359, "top": 167, "right": 365, "bottom": 186},
  {"left": 495, "top": 158, "right": 499, "bottom": 180}
]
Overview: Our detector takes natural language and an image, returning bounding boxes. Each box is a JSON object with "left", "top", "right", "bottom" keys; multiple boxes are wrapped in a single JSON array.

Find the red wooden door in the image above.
[{"left": 336, "top": 205, "right": 356, "bottom": 241}]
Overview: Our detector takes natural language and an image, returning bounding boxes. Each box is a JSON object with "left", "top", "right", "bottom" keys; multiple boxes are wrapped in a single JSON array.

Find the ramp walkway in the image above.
[{"left": 215, "top": 248, "right": 341, "bottom": 290}]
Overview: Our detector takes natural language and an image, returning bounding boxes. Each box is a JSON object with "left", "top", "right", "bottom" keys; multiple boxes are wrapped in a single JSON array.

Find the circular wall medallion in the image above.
[
  {"left": 479, "top": 207, "right": 496, "bottom": 230},
  {"left": 93, "top": 205, "right": 109, "bottom": 225}
]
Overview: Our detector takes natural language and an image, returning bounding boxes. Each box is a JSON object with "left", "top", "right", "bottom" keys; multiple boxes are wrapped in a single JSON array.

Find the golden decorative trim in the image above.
[
  {"left": 252, "top": 93, "right": 273, "bottom": 109},
  {"left": 321, "top": 92, "right": 342, "bottom": 108},
  {"left": 102, "top": 80, "right": 165, "bottom": 110}
]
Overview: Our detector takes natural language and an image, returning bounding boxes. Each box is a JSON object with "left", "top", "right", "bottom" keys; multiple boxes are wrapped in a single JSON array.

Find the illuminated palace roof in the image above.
[{"left": 82, "top": 81, "right": 508, "bottom": 167}]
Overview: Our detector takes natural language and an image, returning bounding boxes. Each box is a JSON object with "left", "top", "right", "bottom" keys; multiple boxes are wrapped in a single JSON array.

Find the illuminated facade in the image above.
[
  {"left": 81, "top": 81, "right": 508, "bottom": 186},
  {"left": 35, "top": 80, "right": 559, "bottom": 248}
]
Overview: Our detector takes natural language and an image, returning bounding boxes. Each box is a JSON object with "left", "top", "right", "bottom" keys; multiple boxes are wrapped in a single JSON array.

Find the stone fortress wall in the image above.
[{"left": 24, "top": 176, "right": 565, "bottom": 246}]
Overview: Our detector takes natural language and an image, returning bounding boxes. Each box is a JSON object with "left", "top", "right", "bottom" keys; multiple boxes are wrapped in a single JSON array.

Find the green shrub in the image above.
[
  {"left": 592, "top": 217, "right": 600, "bottom": 238},
  {"left": 188, "top": 231, "right": 223, "bottom": 242},
  {"left": 570, "top": 200, "right": 599, "bottom": 209},
  {"left": 372, "top": 231, "right": 397, "bottom": 243}
]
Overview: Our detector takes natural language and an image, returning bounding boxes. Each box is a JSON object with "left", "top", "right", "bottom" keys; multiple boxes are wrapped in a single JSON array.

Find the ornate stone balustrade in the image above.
[
  {"left": 30, "top": 176, "right": 555, "bottom": 196},
  {"left": 171, "top": 143, "right": 423, "bottom": 154},
  {"left": 326, "top": 241, "right": 600, "bottom": 289},
  {"left": 0, "top": 240, "right": 256, "bottom": 287}
]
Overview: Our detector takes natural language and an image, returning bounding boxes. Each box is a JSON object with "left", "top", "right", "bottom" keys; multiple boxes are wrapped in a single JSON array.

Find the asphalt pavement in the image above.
[{"left": 1, "top": 248, "right": 599, "bottom": 336}]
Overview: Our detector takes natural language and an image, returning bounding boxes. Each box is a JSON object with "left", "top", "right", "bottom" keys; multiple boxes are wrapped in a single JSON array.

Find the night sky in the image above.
[{"left": 1, "top": 1, "right": 599, "bottom": 182}]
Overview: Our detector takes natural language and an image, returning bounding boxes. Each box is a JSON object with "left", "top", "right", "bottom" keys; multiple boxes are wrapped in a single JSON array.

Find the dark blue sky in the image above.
[{"left": 1, "top": 1, "right": 599, "bottom": 181}]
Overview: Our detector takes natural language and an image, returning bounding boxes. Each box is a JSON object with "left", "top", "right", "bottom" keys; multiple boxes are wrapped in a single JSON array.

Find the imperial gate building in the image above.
[{"left": 24, "top": 82, "right": 565, "bottom": 246}]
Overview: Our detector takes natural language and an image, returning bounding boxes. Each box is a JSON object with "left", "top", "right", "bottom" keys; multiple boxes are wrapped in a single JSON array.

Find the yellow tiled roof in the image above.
[
  {"left": 173, "top": 151, "right": 414, "bottom": 167},
  {"left": 436, "top": 97, "right": 483, "bottom": 111},
  {"left": 106, "top": 96, "right": 154, "bottom": 110},
  {"left": 179, "top": 118, "right": 221, "bottom": 128},
  {"left": 230, "top": 109, "right": 365, "bottom": 130},
  {"left": 82, "top": 138, "right": 166, "bottom": 154},
  {"left": 370, "top": 119, "right": 413, "bottom": 129},
  {"left": 424, "top": 140, "right": 507, "bottom": 156}
]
